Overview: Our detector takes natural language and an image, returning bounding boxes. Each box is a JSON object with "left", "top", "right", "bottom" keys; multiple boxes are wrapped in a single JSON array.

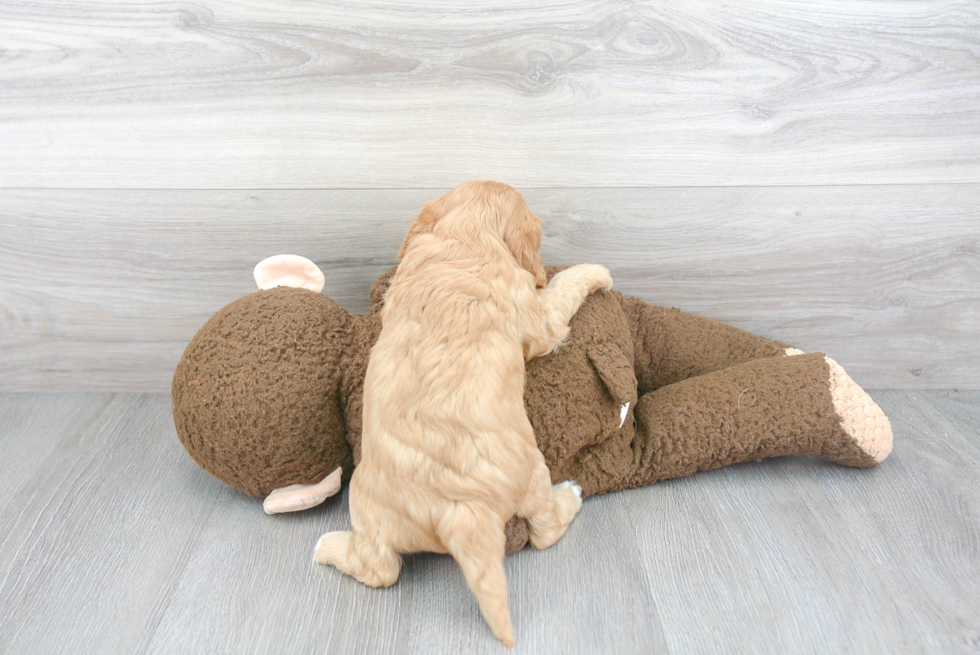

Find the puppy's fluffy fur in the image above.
[{"left": 315, "top": 181, "right": 612, "bottom": 647}]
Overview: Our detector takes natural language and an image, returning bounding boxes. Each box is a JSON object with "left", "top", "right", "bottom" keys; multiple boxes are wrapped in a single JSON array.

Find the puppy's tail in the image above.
[{"left": 437, "top": 508, "right": 515, "bottom": 647}]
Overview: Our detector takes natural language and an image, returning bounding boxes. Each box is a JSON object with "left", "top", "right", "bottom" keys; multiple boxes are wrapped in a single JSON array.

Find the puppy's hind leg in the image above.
[
  {"left": 314, "top": 529, "right": 402, "bottom": 588},
  {"left": 437, "top": 509, "right": 515, "bottom": 647},
  {"left": 519, "top": 459, "right": 583, "bottom": 551}
]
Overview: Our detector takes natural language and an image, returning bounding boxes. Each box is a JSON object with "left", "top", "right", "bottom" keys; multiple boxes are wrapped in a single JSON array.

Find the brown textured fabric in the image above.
[
  {"left": 503, "top": 516, "right": 530, "bottom": 554},
  {"left": 621, "top": 352, "right": 876, "bottom": 491},
  {"left": 620, "top": 296, "right": 789, "bottom": 394},
  {"left": 173, "top": 266, "right": 883, "bottom": 554},
  {"left": 172, "top": 287, "right": 354, "bottom": 496},
  {"left": 521, "top": 272, "right": 638, "bottom": 497}
]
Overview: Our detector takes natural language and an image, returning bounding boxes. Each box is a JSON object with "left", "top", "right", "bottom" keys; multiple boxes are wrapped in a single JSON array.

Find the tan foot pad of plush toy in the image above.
[
  {"left": 826, "top": 356, "right": 893, "bottom": 464},
  {"left": 782, "top": 346, "right": 891, "bottom": 464}
]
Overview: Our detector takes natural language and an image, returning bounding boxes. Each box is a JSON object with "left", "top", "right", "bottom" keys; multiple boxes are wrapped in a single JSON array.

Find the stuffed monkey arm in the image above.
[{"left": 619, "top": 295, "right": 798, "bottom": 394}]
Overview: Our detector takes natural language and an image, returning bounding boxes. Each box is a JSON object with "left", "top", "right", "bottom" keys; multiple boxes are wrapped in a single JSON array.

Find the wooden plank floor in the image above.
[{"left": 1, "top": 390, "right": 977, "bottom": 654}]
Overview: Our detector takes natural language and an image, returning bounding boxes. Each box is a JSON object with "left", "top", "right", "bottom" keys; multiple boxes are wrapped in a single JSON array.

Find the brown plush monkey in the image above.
[{"left": 173, "top": 256, "right": 892, "bottom": 553}]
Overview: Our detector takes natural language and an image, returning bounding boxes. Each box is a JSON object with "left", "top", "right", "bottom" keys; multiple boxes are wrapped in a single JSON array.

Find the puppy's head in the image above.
[{"left": 399, "top": 181, "right": 547, "bottom": 287}]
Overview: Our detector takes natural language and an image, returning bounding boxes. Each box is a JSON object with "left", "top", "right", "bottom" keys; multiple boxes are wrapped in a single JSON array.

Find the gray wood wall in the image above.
[{"left": 1, "top": 1, "right": 978, "bottom": 391}]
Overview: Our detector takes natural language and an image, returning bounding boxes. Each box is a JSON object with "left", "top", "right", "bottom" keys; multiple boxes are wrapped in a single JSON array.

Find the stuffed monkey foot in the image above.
[
  {"left": 824, "top": 356, "right": 893, "bottom": 465},
  {"left": 617, "top": 352, "right": 894, "bottom": 490},
  {"left": 783, "top": 349, "right": 893, "bottom": 466}
]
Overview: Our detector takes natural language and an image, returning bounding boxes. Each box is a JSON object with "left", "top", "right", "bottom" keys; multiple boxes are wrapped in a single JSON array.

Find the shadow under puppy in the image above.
[{"left": 314, "top": 181, "right": 612, "bottom": 647}]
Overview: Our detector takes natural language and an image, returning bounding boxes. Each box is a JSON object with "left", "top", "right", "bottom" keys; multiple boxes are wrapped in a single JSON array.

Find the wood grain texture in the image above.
[
  {"left": 622, "top": 389, "right": 980, "bottom": 654},
  {"left": 0, "top": 391, "right": 977, "bottom": 653},
  {"left": 1, "top": 1, "right": 978, "bottom": 188},
  {"left": 2, "top": 185, "right": 977, "bottom": 391},
  {"left": 0, "top": 394, "right": 229, "bottom": 653},
  {"left": 0, "top": 394, "right": 111, "bottom": 507}
]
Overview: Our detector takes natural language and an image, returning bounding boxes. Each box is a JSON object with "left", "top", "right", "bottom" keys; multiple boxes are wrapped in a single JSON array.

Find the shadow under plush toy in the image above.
[{"left": 173, "top": 255, "right": 893, "bottom": 553}]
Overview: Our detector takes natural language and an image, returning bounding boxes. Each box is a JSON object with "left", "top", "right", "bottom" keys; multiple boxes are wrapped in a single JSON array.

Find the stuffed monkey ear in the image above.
[
  {"left": 253, "top": 254, "right": 325, "bottom": 293},
  {"left": 397, "top": 198, "right": 445, "bottom": 258},
  {"left": 505, "top": 210, "right": 547, "bottom": 288}
]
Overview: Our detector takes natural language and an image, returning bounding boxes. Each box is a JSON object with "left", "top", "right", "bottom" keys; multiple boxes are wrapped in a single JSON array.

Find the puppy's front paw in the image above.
[{"left": 314, "top": 530, "right": 351, "bottom": 568}]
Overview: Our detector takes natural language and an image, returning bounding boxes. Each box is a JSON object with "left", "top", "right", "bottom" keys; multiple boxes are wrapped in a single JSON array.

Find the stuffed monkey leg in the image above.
[
  {"left": 619, "top": 296, "right": 795, "bottom": 394},
  {"left": 505, "top": 353, "right": 892, "bottom": 551},
  {"left": 618, "top": 352, "right": 892, "bottom": 491}
]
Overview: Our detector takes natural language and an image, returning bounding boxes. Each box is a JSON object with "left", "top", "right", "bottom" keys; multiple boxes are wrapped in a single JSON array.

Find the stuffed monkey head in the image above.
[{"left": 172, "top": 256, "right": 354, "bottom": 509}]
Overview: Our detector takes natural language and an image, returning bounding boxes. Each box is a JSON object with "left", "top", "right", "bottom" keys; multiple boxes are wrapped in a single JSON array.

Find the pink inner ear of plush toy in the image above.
[{"left": 253, "top": 254, "right": 326, "bottom": 293}]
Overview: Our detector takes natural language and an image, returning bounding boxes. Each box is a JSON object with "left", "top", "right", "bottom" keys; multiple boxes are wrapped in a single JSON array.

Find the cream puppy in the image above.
[{"left": 315, "top": 181, "right": 612, "bottom": 647}]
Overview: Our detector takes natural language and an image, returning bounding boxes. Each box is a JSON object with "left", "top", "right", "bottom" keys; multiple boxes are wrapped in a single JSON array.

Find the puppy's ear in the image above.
[
  {"left": 398, "top": 198, "right": 444, "bottom": 258},
  {"left": 505, "top": 210, "right": 547, "bottom": 288}
]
